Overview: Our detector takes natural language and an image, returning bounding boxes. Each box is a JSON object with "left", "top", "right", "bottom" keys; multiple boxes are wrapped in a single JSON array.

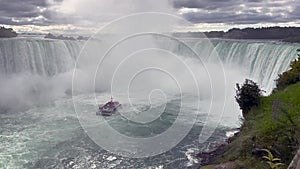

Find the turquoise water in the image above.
[
  {"left": 0, "top": 93, "right": 234, "bottom": 168},
  {"left": 0, "top": 37, "right": 299, "bottom": 168}
]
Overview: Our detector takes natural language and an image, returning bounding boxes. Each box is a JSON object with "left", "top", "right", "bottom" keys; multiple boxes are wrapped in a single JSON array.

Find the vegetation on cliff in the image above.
[
  {"left": 0, "top": 26, "right": 17, "bottom": 38},
  {"left": 200, "top": 54, "right": 300, "bottom": 169},
  {"left": 275, "top": 55, "right": 300, "bottom": 91},
  {"left": 201, "top": 83, "right": 300, "bottom": 169},
  {"left": 235, "top": 79, "right": 263, "bottom": 116}
]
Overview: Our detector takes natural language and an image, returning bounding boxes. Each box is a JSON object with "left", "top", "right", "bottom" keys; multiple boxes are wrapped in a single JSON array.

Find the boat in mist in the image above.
[{"left": 96, "top": 97, "right": 121, "bottom": 116}]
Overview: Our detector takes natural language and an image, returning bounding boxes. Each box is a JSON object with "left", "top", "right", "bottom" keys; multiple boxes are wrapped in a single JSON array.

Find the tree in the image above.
[
  {"left": 235, "top": 79, "right": 263, "bottom": 116},
  {"left": 0, "top": 26, "right": 17, "bottom": 38}
]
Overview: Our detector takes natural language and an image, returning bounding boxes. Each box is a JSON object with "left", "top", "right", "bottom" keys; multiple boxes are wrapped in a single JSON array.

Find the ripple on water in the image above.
[{"left": 1, "top": 94, "right": 236, "bottom": 169}]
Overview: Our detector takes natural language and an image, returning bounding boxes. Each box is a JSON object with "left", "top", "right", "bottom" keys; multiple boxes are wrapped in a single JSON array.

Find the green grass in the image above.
[{"left": 212, "top": 82, "right": 300, "bottom": 169}]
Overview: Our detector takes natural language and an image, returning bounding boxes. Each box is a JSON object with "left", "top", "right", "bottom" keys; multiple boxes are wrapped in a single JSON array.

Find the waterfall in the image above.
[
  {"left": 194, "top": 40, "right": 300, "bottom": 94},
  {"left": 0, "top": 38, "right": 82, "bottom": 76},
  {"left": 0, "top": 37, "right": 299, "bottom": 94}
]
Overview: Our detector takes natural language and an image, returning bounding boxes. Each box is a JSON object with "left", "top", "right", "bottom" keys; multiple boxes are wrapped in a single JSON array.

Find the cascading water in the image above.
[
  {"left": 0, "top": 38, "right": 84, "bottom": 112},
  {"left": 209, "top": 40, "right": 299, "bottom": 94},
  {"left": 0, "top": 37, "right": 299, "bottom": 168},
  {"left": 0, "top": 38, "right": 82, "bottom": 76},
  {"left": 158, "top": 39, "right": 299, "bottom": 94},
  {"left": 0, "top": 38, "right": 298, "bottom": 93}
]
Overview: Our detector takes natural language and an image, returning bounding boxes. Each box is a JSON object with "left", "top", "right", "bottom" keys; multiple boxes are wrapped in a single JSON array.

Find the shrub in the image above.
[
  {"left": 235, "top": 79, "right": 263, "bottom": 116},
  {"left": 275, "top": 55, "right": 300, "bottom": 91}
]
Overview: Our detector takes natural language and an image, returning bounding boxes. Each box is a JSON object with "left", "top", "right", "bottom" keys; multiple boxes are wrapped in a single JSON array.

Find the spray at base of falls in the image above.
[{"left": 0, "top": 38, "right": 299, "bottom": 111}]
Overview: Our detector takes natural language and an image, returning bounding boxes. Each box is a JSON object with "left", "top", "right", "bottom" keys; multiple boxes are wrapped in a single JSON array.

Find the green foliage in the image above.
[
  {"left": 215, "top": 82, "right": 300, "bottom": 169},
  {"left": 206, "top": 57, "right": 300, "bottom": 169},
  {"left": 275, "top": 55, "right": 300, "bottom": 91},
  {"left": 235, "top": 79, "right": 263, "bottom": 116},
  {"left": 271, "top": 99, "right": 299, "bottom": 145},
  {"left": 261, "top": 149, "right": 284, "bottom": 169}
]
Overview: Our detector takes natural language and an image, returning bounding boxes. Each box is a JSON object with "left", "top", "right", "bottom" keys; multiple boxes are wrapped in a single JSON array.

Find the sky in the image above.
[{"left": 0, "top": 0, "right": 299, "bottom": 34}]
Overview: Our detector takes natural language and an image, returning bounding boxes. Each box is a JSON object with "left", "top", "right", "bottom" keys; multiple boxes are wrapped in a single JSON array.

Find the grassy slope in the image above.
[{"left": 202, "top": 82, "right": 300, "bottom": 169}]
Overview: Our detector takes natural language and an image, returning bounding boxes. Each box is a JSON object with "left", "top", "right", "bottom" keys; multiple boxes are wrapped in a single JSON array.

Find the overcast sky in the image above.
[{"left": 0, "top": 0, "right": 299, "bottom": 34}]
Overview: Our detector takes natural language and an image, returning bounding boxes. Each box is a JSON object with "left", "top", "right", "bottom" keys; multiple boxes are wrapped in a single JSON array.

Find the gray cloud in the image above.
[
  {"left": 174, "top": 0, "right": 300, "bottom": 24},
  {"left": 0, "top": 0, "right": 299, "bottom": 31},
  {"left": 0, "top": 2, "right": 38, "bottom": 18},
  {"left": 0, "top": 0, "right": 60, "bottom": 26},
  {"left": 174, "top": 0, "right": 241, "bottom": 10}
]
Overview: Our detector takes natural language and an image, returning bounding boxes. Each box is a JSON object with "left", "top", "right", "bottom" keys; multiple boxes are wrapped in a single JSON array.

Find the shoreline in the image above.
[{"left": 197, "top": 130, "right": 240, "bottom": 168}]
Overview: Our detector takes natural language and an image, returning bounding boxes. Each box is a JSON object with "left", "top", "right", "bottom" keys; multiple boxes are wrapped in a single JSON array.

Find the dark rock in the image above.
[{"left": 197, "top": 143, "right": 227, "bottom": 166}]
